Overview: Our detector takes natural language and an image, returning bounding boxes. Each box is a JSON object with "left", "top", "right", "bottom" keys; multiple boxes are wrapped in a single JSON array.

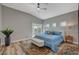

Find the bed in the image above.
[{"left": 34, "top": 31, "right": 64, "bottom": 52}]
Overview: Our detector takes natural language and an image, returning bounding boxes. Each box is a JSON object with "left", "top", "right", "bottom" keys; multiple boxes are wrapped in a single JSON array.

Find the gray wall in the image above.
[
  {"left": 1, "top": 6, "right": 42, "bottom": 42},
  {"left": 0, "top": 5, "right": 2, "bottom": 31},
  {"left": 0, "top": 5, "right": 2, "bottom": 44},
  {"left": 43, "top": 11, "right": 78, "bottom": 44},
  {"left": 0, "top": 5, "right": 78, "bottom": 45}
]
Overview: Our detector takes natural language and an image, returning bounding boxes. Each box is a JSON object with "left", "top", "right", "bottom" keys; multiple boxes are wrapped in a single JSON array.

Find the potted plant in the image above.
[{"left": 1, "top": 28, "right": 14, "bottom": 46}]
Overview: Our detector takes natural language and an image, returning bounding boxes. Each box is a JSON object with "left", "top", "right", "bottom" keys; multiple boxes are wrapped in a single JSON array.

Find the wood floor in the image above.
[
  {"left": 0, "top": 40, "right": 31, "bottom": 55},
  {"left": 0, "top": 40, "right": 79, "bottom": 55}
]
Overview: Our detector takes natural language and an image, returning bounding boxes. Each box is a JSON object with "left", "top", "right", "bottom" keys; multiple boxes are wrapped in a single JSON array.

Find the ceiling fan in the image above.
[{"left": 37, "top": 3, "right": 47, "bottom": 11}]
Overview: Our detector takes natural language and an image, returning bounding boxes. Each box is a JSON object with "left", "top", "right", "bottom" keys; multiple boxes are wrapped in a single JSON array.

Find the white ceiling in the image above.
[{"left": 1, "top": 3, "right": 78, "bottom": 20}]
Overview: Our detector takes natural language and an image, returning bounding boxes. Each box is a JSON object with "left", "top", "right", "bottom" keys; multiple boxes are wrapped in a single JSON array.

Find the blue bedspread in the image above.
[{"left": 35, "top": 33, "right": 64, "bottom": 52}]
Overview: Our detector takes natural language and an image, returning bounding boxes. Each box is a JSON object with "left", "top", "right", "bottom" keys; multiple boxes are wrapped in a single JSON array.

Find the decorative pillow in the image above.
[
  {"left": 53, "top": 32, "right": 62, "bottom": 35},
  {"left": 45, "top": 31, "right": 53, "bottom": 35}
]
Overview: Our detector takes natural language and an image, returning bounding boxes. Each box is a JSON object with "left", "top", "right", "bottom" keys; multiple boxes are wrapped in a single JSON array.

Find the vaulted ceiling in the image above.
[{"left": 1, "top": 3, "right": 78, "bottom": 20}]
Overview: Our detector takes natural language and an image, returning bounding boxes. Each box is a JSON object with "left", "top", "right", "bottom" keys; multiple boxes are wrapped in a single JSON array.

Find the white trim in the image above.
[
  {"left": 73, "top": 41, "right": 78, "bottom": 45},
  {"left": 1, "top": 38, "right": 31, "bottom": 45}
]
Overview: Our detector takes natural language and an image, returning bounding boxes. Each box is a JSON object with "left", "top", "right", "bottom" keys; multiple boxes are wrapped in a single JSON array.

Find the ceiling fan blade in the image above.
[{"left": 40, "top": 8, "right": 47, "bottom": 10}]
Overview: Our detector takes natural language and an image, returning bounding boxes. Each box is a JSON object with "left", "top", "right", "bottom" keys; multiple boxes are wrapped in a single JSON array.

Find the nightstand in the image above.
[{"left": 64, "top": 35, "right": 73, "bottom": 43}]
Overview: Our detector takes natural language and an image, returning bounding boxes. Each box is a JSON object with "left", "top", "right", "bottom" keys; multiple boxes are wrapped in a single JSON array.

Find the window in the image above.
[
  {"left": 52, "top": 23, "right": 56, "bottom": 27},
  {"left": 43, "top": 24, "right": 50, "bottom": 32},
  {"left": 46, "top": 24, "right": 50, "bottom": 28},
  {"left": 60, "top": 21, "right": 67, "bottom": 26},
  {"left": 32, "top": 23, "right": 42, "bottom": 37}
]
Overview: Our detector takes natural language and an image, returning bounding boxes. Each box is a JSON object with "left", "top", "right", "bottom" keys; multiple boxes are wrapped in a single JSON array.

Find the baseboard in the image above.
[
  {"left": 0, "top": 38, "right": 31, "bottom": 45},
  {"left": 73, "top": 41, "right": 78, "bottom": 45}
]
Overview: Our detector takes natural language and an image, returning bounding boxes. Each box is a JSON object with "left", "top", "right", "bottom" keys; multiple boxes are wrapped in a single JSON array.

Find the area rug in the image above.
[
  {"left": 57, "top": 43, "right": 79, "bottom": 55},
  {"left": 0, "top": 40, "right": 79, "bottom": 55},
  {"left": 26, "top": 43, "right": 79, "bottom": 55},
  {"left": 26, "top": 44, "right": 52, "bottom": 55}
]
